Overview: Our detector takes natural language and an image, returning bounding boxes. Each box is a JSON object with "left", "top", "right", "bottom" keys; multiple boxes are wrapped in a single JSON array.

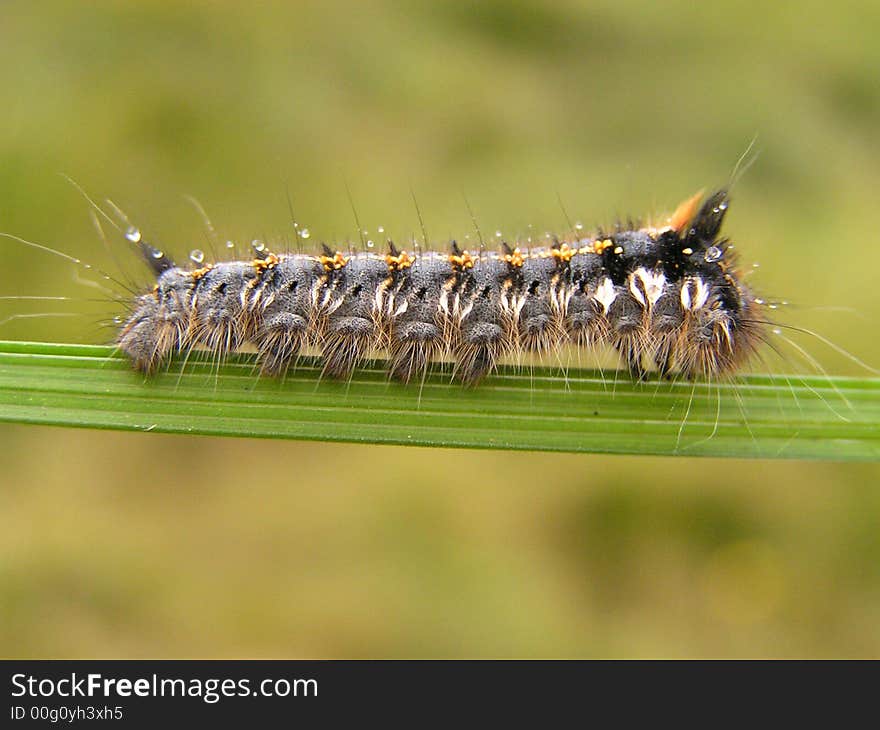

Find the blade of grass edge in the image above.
[{"left": 0, "top": 340, "right": 877, "bottom": 460}]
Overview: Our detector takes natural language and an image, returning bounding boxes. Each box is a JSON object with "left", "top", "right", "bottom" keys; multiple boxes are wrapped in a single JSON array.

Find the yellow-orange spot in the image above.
[
  {"left": 503, "top": 247, "right": 524, "bottom": 267},
  {"left": 682, "top": 247, "right": 694, "bottom": 256},
  {"left": 613, "top": 246, "right": 624, "bottom": 255},
  {"left": 385, "top": 250, "right": 414, "bottom": 271},
  {"left": 252, "top": 253, "right": 280, "bottom": 274},
  {"left": 448, "top": 251, "right": 475, "bottom": 269},
  {"left": 593, "top": 238, "right": 614, "bottom": 254},
  {"left": 319, "top": 252, "right": 349, "bottom": 271},
  {"left": 551, "top": 243, "right": 575, "bottom": 263},
  {"left": 668, "top": 189, "right": 704, "bottom": 233},
  {"left": 191, "top": 264, "right": 213, "bottom": 280}
]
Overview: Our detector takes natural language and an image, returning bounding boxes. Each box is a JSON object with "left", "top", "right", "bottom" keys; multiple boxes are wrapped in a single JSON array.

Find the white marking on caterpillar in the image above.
[
  {"left": 680, "top": 276, "right": 709, "bottom": 311},
  {"left": 630, "top": 268, "right": 665, "bottom": 308},
  {"left": 593, "top": 277, "right": 617, "bottom": 314}
]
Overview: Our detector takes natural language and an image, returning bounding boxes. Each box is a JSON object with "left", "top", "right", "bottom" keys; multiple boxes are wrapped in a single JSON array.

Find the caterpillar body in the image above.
[{"left": 117, "top": 189, "right": 762, "bottom": 385}]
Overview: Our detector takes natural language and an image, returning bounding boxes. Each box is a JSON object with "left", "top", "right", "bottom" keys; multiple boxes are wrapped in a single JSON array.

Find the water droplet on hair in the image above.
[
  {"left": 366, "top": 240, "right": 374, "bottom": 248},
  {"left": 495, "top": 230, "right": 502, "bottom": 238},
  {"left": 772, "top": 327, "right": 782, "bottom": 335},
  {"left": 704, "top": 246, "right": 722, "bottom": 262},
  {"left": 113, "top": 316, "right": 122, "bottom": 324},
  {"left": 151, "top": 249, "right": 164, "bottom": 259},
  {"left": 752, "top": 262, "right": 760, "bottom": 268},
  {"left": 225, "top": 240, "right": 235, "bottom": 249},
  {"left": 299, "top": 228, "right": 310, "bottom": 239},
  {"left": 124, "top": 226, "right": 142, "bottom": 243},
  {"left": 190, "top": 249, "right": 205, "bottom": 264},
  {"left": 574, "top": 222, "right": 584, "bottom": 231},
  {"left": 83, "top": 263, "right": 91, "bottom": 269},
  {"left": 251, "top": 239, "right": 266, "bottom": 253},
  {"left": 377, "top": 226, "right": 385, "bottom": 234}
]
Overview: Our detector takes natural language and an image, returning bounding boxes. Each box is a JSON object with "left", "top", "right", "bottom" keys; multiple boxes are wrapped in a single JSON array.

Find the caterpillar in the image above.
[{"left": 116, "top": 188, "right": 762, "bottom": 385}]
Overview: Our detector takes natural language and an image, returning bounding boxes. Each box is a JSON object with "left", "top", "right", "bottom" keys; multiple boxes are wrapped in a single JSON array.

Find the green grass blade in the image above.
[{"left": 0, "top": 340, "right": 877, "bottom": 460}]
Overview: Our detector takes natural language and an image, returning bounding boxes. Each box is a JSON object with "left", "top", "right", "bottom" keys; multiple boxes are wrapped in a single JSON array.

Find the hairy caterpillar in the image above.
[{"left": 115, "top": 188, "right": 762, "bottom": 385}]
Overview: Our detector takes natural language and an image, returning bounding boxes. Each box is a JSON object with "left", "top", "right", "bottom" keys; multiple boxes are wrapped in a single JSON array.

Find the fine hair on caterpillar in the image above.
[{"left": 106, "top": 188, "right": 766, "bottom": 386}]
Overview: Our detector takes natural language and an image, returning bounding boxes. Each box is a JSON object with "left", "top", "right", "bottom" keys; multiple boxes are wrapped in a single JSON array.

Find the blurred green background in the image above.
[{"left": 2, "top": 0, "right": 879, "bottom": 657}]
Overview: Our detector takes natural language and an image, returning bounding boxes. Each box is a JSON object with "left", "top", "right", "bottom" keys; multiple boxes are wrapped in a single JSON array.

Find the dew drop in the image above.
[
  {"left": 755, "top": 298, "right": 765, "bottom": 305},
  {"left": 495, "top": 230, "right": 502, "bottom": 238},
  {"left": 377, "top": 226, "right": 385, "bottom": 234},
  {"left": 151, "top": 249, "right": 164, "bottom": 259},
  {"left": 113, "top": 316, "right": 122, "bottom": 325},
  {"left": 752, "top": 262, "right": 760, "bottom": 268},
  {"left": 366, "top": 240, "right": 375, "bottom": 248},
  {"left": 704, "top": 245, "right": 723, "bottom": 263},
  {"left": 83, "top": 263, "right": 91, "bottom": 269},
  {"left": 124, "top": 226, "right": 142, "bottom": 244},
  {"left": 772, "top": 327, "right": 782, "bottom": 335},
  {"left": 225, "top": 240, "right": 235, "bottom": 249},
  {"left": 299, "top": 228, "right": 311, "bottom": 239},
  {"left": 190, "top": 249, "right": 205, "bottom": 264},
  {"left": 251, "top": 239, "right": 266, "bottom": 253},
  {"left": 575, "top": 222, "right": 584, "bottom": 231}
]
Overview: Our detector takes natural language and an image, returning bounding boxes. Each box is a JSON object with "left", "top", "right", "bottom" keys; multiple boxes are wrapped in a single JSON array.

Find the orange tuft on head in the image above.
[{"left": 668, "top": 189, "right": 705, "bottom": 234}]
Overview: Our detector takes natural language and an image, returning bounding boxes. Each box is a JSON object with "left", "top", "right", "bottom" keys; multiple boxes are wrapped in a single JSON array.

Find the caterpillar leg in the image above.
[
  {"left": 455, "top": 322, "right": 502, "bottom": 385},
  {"left": 257, "top": 312, "right": 308, "bottom": 376},
  {"left": 388, "top": 322, "right": 441, "bottom": 383},
  {"left": 321, "top": 316, "right": 374, "bottom": 379}
]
